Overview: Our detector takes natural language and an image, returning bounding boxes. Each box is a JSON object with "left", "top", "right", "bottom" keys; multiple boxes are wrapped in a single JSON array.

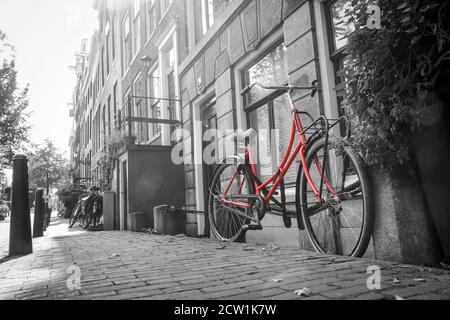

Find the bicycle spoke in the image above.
[{"left": 300, "top": 138, "right": 371, "bottom": 257}]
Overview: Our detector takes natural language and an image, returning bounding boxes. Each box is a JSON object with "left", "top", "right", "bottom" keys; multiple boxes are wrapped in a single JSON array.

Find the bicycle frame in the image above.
[{"left": 220, "top": 91, "right": 341, "bottom": 211}]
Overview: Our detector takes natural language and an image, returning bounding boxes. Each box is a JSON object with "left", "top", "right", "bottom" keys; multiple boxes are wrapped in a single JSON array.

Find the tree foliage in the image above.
[
  {"left": 0, "top": 30, "right": 30, "bottom": 167},
  {"left": 28, "top": 139, "right": 69, "bottom": 190},
  {"left": 342, "top": 0, "right": 450, "bottom": 168}
]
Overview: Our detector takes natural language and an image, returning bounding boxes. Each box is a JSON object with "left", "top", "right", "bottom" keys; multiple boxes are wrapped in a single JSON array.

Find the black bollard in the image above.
[
  {"left": 33, "top": 189, "right": 44, "bottom": 238},
  {"left": 42, "top": 198, "right": 47, "bottom": 232},
  {"left": 46, "top": 202, "right": 51, "bottom": 227},
  {"left": 9, "top": 154, "right": 33, "bottom": 255}
]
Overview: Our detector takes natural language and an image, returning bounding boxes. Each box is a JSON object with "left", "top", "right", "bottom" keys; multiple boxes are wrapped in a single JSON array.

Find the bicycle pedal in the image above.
[{"left": 243, "top": 224, "right": 263, "bottom": 231}]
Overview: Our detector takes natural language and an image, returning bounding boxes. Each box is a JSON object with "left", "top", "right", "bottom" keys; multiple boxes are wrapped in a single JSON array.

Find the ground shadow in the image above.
[{"left": 0, "top": 253, "right": 27, "bottom": 265}]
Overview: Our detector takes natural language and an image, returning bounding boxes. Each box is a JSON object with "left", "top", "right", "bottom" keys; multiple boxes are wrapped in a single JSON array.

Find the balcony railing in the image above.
[{"left": 118, "top": 95, "right": 181, "bottom": 146}]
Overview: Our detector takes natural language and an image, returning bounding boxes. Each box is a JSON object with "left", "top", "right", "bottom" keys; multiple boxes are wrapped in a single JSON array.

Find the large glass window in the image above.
[
  {"left": 111, "top": 13, "right": 116, "bottom": 61},
  {"left": 194, "top": 0, "right": 228, "bottom": 42},
  {"left": 327, "top": 0, "right": 354, "bottom": 109},
  {"left": 147, "top": 0, "right": 160, "bottom": 38},
  {"left": 245, "top": 44, "right": 288, "bottom": 105},
  {"left": 113, "top": 82, "right": 118, "bottom": 128},
  {"left": 122, "top": 12, "right": 131, "bottom": 70},
  {"left": 244, "top": 43, "right": 298, "bottom": 185},
  {"left": 132, "top": 0, "right": 141, "bottom": 58},
  {"left": 329, "top": 0, "right": 355, "bottom": 51},
  {"left": 133, "top": 74, "right": 148, "bottom": 143},
  {"left": 101, "top": 47, "right": 105, "bottom": 87},
  {"left": 163, "top": 43, "right": 175, "bottom": 122},
  {"left": 201, "top": 0, "right": 215, "bottom": 35},
  {"left": 107, "top": 95, "right": 112, "bottom": 137}
]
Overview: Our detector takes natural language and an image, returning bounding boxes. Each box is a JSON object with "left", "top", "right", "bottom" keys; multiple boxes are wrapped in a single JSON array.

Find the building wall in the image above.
[
  {"left": 69, "top": 0, "right": 370, "bottom": 253},
  {"left": 176, "top": 0, "right": 365, "bottom": 252},
  {"left": 127, "top": 145, "right": 185, "bottom": 228}
]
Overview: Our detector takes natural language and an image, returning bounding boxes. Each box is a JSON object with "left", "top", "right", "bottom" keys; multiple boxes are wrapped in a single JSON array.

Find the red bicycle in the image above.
[{"left": 207, "top": 81, "right": 373, "bottom": 257}]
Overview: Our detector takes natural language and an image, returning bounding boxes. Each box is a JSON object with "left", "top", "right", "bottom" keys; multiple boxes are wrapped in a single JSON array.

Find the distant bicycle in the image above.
[{"left": 69, "top": 186, "right": 103, "bottom": 229}]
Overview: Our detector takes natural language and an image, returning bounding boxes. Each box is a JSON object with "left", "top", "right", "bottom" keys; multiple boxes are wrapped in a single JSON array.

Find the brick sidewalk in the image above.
[{"left": 0, "top": 217, "right": 449, "bottom": 300}]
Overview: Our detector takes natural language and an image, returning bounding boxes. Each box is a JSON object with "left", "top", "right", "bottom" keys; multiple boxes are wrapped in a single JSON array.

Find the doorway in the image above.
[
  {"left": 120, "top": 158, "right": 128, "bottom": 231},
  {"left": 201, "top": 98, "right": 217, "bottom": 238}
]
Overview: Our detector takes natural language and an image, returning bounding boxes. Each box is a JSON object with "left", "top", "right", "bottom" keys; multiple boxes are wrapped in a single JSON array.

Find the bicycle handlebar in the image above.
[{"left": 240, "top": 80, "right": 318, "bottom": 98}]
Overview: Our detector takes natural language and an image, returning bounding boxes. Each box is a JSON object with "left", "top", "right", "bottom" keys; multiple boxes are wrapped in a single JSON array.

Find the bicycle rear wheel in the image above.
[
  {"left": 208, "top": 157, "right": 255, "bottom": 242},
  {"left": 298, "top": 137, "right": 373, "bottom": 257},
  {"left": 69, "top": 202, "right": 81, "bottom": 228}
]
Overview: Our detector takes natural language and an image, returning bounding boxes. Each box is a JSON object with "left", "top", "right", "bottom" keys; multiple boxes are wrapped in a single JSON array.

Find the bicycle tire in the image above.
[
  {"left": 298, "top": 137, "right": 373, "bottom": 257},
  {"left": 69, "top": 202, "right": 81, "bottom": 228},
  {"left": 207, "top": 157, "right": 255, "bottom": 242},
  {"left": 85, "top": 198, "right": 101, "bottom": 229},
  {"left": 85, "top": 212, "right": 95, "bottom": 229}
]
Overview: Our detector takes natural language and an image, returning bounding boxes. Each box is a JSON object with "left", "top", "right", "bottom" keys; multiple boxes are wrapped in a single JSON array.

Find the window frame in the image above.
[
  {"left": 324, "top": 0, "right": 353, "bottom": 115},
  {"left": 160, "top": 0, "right": 172, "bottom": 21},
  {"left": 122, "top": 10, "right": 131, "bottom": 72},
  {"left": 132, "top": 0, "right": 141, "bottom": 60},
  {"left": 201, "top": 0, "right": 215, "bottom": 35},
  {"left": 241, "top": 41, "right": 295, "bottom": 182},
  {"left": 325, "top": 0, "right": 353, "bottom": 60},
  {"left": 146, "top": 0, "right": 160, "bottom": 40},
  {"left": 147, "top": 65, "right": 162, "bottom": 138},
  {"left": 241, "top": 40, "right": 288, "bottom": 112}
]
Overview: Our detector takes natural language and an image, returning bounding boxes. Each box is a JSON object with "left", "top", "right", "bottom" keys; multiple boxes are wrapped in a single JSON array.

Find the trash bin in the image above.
[
  {"left": 129, "top": 212, "right": 147, "bottom": 232},
  {"left": 153, "top": 205, "right": 186, "bottom": 235}
]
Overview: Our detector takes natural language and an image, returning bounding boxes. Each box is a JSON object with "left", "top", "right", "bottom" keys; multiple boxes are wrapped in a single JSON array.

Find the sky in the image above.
[{"left": 0, "top": 0, "right": 98, "bottom": 160}]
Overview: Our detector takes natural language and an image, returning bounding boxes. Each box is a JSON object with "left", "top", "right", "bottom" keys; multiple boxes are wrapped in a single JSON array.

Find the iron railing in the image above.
[{"left": 118, "top": 95, "right": 182, "bottom": 146}]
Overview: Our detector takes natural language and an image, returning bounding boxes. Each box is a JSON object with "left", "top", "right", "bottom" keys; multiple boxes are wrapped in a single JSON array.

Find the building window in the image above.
[
  {"left": 201, "top": 0, "right": 215, "bottom": 34},
  {"left": 243, "top": 43, "right": 288, "bottom": 105},
  {"left": 101, "top": 47, "right": 105, "bottom": 87},
  {"left": 132, "top": 74, "right": 148, "bottom": 143},
  {"left": 327, "top": 0, "right": 355, "bottom": 108},
  {"left": 122, "top": 11, "right": 131, "bottom": 70},
  {"left": 167, "top": 72, "right": 176, "bottom": 121},
  {"left": 162, "top": 42, "right": 176, "bottom": 136},
  {"left": 106, "top": 22, "right": 111, "bottom": 76},
  {"left": 111, "top": 13, "right": 116, "bottom": 61},
  {"left": 113, "top": 82, "right": 118, "bottom": 128},
  {"left": 89, "top": 110, "right": 92, "bottom": 140},
  {"left": 107, "top": 95, "right": 112, "bottom": 137},
  {"left": 102, "top": 105, "right": 107, "bottom": 146},
  {"left": 132, "top": 0, "right": 141, "bottom": 59},
  {"left": 147, "top": 66, "right": 161, "bottom": 136},
  {"left": 243, "top": 42, "right": 297, "bottom": 185},
  {"left": 328, "top": 0, "right": 354, "bottom": 51},
  {"left": 193, "top": 0, "right": 227, "bottom": 42},
  {"left": 146, "top": 0, "right": 160, "bottom": 38},
  {"left": 160, "top": 0, "right": 172, "bottom": 18}
]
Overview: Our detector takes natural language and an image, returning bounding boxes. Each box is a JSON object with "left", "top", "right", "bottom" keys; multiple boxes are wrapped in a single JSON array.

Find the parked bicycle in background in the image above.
[{"left": 69, "top": 186, "right": 103, "bottom": 230}]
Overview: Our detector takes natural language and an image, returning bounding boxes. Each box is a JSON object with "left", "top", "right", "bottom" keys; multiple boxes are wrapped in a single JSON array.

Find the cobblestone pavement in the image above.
[{"left": 0, "top": 216, "right": 449, "bottom": 300}]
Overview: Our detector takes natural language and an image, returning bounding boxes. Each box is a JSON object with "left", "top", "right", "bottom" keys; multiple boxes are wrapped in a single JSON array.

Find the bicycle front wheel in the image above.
[
  {"left": 208, "top": 157, "right": 255, "bottom": 242},
  {"left": 298, "top": 137, "right": 373, "bottom": 257},
  {"left": 69, "top": 202, "right": 81, "bottom": 228}
]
